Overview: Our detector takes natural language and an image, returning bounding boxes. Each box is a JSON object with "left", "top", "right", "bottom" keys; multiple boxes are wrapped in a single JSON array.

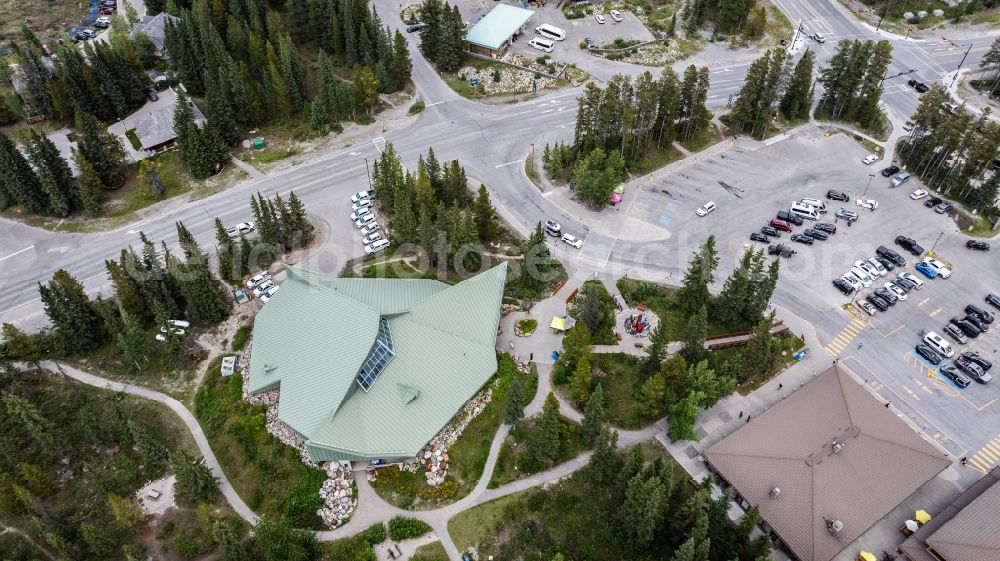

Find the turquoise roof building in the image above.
[
  {"left": 247, "top": 263, "right": 508, "bottom": 462},
  {"left": 465, "top": 4, "right": 535, "bottom": 58}
]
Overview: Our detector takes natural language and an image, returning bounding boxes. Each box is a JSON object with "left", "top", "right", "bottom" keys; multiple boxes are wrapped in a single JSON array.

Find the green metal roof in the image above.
[
  {"left": 248, "top": 263, "right": 508, "bottom": 462},
  {"left": 465, "top": 4, "right": 535, "bottom": 50}
]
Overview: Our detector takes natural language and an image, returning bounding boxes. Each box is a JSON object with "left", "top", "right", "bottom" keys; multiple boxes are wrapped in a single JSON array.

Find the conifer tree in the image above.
[
  {"left": 580, "top": 382, "right": 605, "bottom": 445},
  {"left": 22, "top": 129, "right": 76, "bottom": 217},
  {"left": 780, "top": 49, "right": 815, "bottom": 121},
  {"left": 38, "top": 269, "right": 106, "bottom": 353},
  {"left": 75, "top": 111, "right": 127, "bottom": 188},
  {"left": 0, "top": 131, "right": 47, "bottom": 212},
  {"left": 535, "top": 392, "right": 562, "bottom": 464},
  {"left": 72, "top": 149, "right": 104, "bottom": 215},
  {"left": 118, "top": 309, "right": 149, "bottom": 370}
]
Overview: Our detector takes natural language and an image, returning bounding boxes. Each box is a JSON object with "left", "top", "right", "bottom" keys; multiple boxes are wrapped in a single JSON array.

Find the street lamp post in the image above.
[
  {"left": 948, "top": 43, "right": 974, "bottom": 89},
  {"left": 930, "top": 231, "right": 944, "bottom": 253},
  {"left": 364, "top": 158, "right": 373, "bottom": 190},
  {"left": 862, "top": 173, "right": 875, "bottom": 198}
]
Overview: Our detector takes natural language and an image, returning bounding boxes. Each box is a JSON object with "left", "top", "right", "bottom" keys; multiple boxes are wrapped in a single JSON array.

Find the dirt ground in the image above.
[{"left": 1, "top": 0, "right": 91, "bottom": 41}]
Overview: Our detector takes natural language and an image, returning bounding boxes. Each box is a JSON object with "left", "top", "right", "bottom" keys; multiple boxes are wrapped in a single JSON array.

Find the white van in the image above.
[
  {"left": 536, "top": 23, "right": 566, "bottom": 41},
  {"left": 789, "top": 202, "right": 819, "bottom": 220},
  {"left": 365, "top": 239, "right": 390, "bottom": 255},
  {"left": 891, "top": 172, "right": 911, "bottom": 188},
  {"left": 924, "top": 331, "right": 955, "bottom": 358},
  {"left": 528, "top": 38, "right": 554, "bottom": 53},
  {"left": 355, "top": 213, "right": 377, "bottom": 228},
  {"left": 800, "top": 198, "right": 827, "bottom": 212},
  {"left": 849, "top": 266, "right": 873, "bottom": 287}
]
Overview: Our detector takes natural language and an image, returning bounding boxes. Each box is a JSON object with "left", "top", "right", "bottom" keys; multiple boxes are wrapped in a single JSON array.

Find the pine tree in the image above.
[
  {"left": 780, "top": 49, "right": 815, "bottom": 121},
  {"left": 175, "top": 221, "right": 203, "bottom": 261},
  {"left": 215, "top": 217, "right": 237, "bottom": 281},
  {"left": 118, "top": 308, "right": 148, "bottom": 371},
  {"left": 580, "top": 383, "right": 605, "bottom": 445},
  {"left": 22, "top": 129, "right": 76, "bottom": 217},
  {"left": 675, "top": 235, "right": 719, "bottom": 315},
  {"left": 1, "top": 323, "right": 42, "bottom": 364},
  {"left": 3, "top": 394, "right": 57, "bottom": 456},
  {"left": 169, "top": 450, "right": 219, "bottom": 505},
  {"left": 643, "top": 321, "right": 670, "bottom": 375},
  {"left": 570, "top": 354, "right": 592, "bottom": 405},
  {"left": 588, "top": 424, "right": 621, "bottom": 484},
  {"left": 667, "top": 389, "right": 704, "bottom": 441},
  {"left": 353, "top": 66, "right": 380, "bottom": 115},
  {"left": 742, "top": 312, "right": 776, "bottom": 381},
  {"left": 638, "top": 371, "right": 667, "bottom": 418},
  {"left": 38, "top": 269, "right": 106, "bottom": 354},
  {"left": 473, "top": 185, "right": 498, "bottom": 244},
  {"left": 286, "top": 191, "right": 313, "bottom": 247},
  {"left": 504, "top": 374, "right": 526, "bottom": 425},
  {"left": 535, "top": 392, "right": 562, "bottom": 464},
  {"left": 623, "top": 473, "right": 667, "bottom": 548},
  {"left": 177, "top": 259, "right": 228, "bottom": 325},
  {"left": 127, "top": 419, "right": 168, "bottom": 466},
  {"left": 70, "top": 149, "right": 103, "bottom": 216},
  {"left": 680, "top": 305, "right": 708, "bottom": 366},
  {"left": 75, "top": 112, "right": 127, "bottom": 188},
  {"left": 0, "top": 131, "right": 47, "bottom": 213},
  {"left": 389, "top": 30, "right": 412, "bottom": 91},
  {"left": 106, "top": 256, "right": 146, "bottom": 319}
]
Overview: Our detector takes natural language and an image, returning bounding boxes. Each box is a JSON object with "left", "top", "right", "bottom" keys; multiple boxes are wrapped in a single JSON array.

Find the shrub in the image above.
[
  {"left": 282, "top": 470, "right": 325, "bottom": 528},
  {"left": 362, "top": 522, "right": 386, "bottom": 546},
  {"left": 417, "top": 480, "right": 460, "bottom": 501},
  {"left": 409, "top": 100, "right": 425, "bottom": 115},
  {"left": 517, "top": 319, "right": 538, "bottom": 334},
  {"left": 387, "top": 516, "right": 433, "bottom": 541},
  {"left": 232, "top": 325, "right": 251, "bottom": 351}
]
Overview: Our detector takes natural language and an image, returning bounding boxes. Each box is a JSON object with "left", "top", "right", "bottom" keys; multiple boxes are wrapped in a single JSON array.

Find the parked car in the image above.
[
  {"left": 988, "top": 294, "right": 1000, "bottom": 310},
  {"left": 877, "top": 256, "right": 896, "bottom": 271},
  {"left": 966, "top": 240, "right": 990, "bottom": 251},
  {"left": 914, "top": 344, "right": 942, "bottom": 365},
  {"left": 866, "top": 293, "right": 889, "bottom": 311},
  {"left": 866, "top": 257, "right": 887, "bottom": 277},
  {"left": 856, "top": 198, "right": 879, "bottom": 210},
  {"left": 964, "top": 313, "right": 989, "bottom": 333},
  {"left": 791, "top": 234, "right": 814, "bottom": 245},
  {"left": 910, "top": 189, "right": 928, "bottom": 200},
  {"left": 252, "top": 280, "right": 275, "bottom": 298},
  {"left": 814, "top": 223, "right": 837, "bottom": 234},
  {"left": 895, "top": 277, "right": 918, "bottom": 292},
  {"left": 914, "top": 261, "right": 937, "bottom": 279},
  {"left": 922, "top": 256, "right": 951, "bottom": 278},
  {"left": 594, "top": 14, "right": 606, "bottom": 23},
  {"left": 405, "top": 23, "right": 422, "bottom": 32},
  {"left": 696, "top": 201, "right": 716, "bottom": 216},
  {"left": 859, "top": 300, "right": 879, "bottom": 316},
  {"left": 874, "top": 287, "right": 898, "bottom": 305},
  {"left": 609, "top": 9, "right": 623, "bottom": 22},
  {"left": 827, "top": 190, "right": 849, "bottom": 202},
  {"left": 965, "top": 304, "right": 994, "bottom": 324},
  {"left": 804, "top": 228, "right": 828, "bottom": 241},
  {"left": 750, "top": 232, "right": 770, "bottom": 243},
  {"left": 245, "top": 271, "right": 271, "bottom": 289},
  {"left": 895, "top": 236, "right": 924, "bottom": 256},
  {"left": 354, "top": 213, "right": 377, "bottom": 228},
  {"left": 862, "top": 154, "right": 879, "bottom": 165},
  {"left": 226, "top": 221, "right": 255, "bottom": 238},
  {"left": 835, "top": 208, "right": 859, "bottom": 221},
  {"left": 810, "top": 32, "right": 826, "bottom": 43},
  {"left": 767, "top": 244, "right": 796, "bottom": 257},
  {"left": 934, "top": 201, "right": 953, "bottom": 214},
  {"left": 907, "top": 79, "right": 929, "bottom": 93},
  {"left": 94, "top": 16, "right": 111, "bottom": 28},
  {"left": 955, "top": 356, "right": 991, "bottom": 383},
  {"left": 760, "top": 225, "right": 781, "bottom": 237},
  {"left": 924, "top": 196, "right": 942, "bottom": 208},
  {"left": 943, "top": 323, "right": 968, "bottom": 344},
  {"left": 584, "top": 37, "right": 595, "bottom": 48},
  {"left": 885, "top": 282, "right": 906, "bottom": 300},
  {"left": 833, "top": 278, "right": 854, "bottom": 295},
  {"left": 962, "top": 351, "right": 993, "bottom": 371},
  {"left": 881, "top": 165, "right": 900, "bottom": 177},
  {"left": 351, "top": 199, "right": 373, "bottom": 213},
  {"left": 561, "top": 233, "right": 584, "bottom": 248},
  {"left": 145, "top": 88, "right": 159, "bottom": 101},
  {"left": 360, "top": 222, "right": 380, "bottom": 235},
  {"left": 544, "top": 219, "right": 562, "bottom": 236},
  {"left": 260, "top": 285, "right": 280, "bottom": 303},
  {"left": 362, "top": 232, "right": 383, "bottom": 245},
  {"left": 898, "top": 271, "right": 924, "bottom": 289},
  {"left": 841, "top": 274, "right": 863, "bottom": 292},
  {"left": 939, "top": 364, "right": 971, "bottom": 388},
  {"left": 769, "top": 218, "right": 792, "bottom": 232},
  {"left": 776, "top": 210, "right": 804, "bottom": 226}
]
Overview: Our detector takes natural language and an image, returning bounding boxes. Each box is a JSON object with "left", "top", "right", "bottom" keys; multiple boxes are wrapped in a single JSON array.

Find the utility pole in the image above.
[
  {"left": 863, "top": 173, "right": 875, "bottom": 197},
  {"left": 875, "top": 0, "right": 897, "bottom": 32},
  {"left": 364, "top": 158, "right": 373, "bottom": 190},
  {"left": 930, "top": 231, "right": 944, "bottom": 253},
  {"left": 948, "top": 43, "right": 974, "bottom": 89}
]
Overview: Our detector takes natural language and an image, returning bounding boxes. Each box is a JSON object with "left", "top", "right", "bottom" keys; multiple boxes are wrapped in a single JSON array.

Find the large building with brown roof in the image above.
[
  {"left": 899, "top": 466, "right": 1000, "bottom": 561},
  {"left": 704, "top": 365, "right": 950, "bottom": 561}
]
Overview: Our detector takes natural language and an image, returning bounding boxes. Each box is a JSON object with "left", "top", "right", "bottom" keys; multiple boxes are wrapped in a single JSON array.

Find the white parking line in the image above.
[
  {"left": 0, "top": 246, "right": 33, "bottom": 262},
  {"left": 495, "top": 160, "right": 525, "bottom": 168}
]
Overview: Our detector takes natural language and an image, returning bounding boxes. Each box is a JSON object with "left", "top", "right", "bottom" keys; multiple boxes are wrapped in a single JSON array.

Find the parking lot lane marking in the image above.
[
  {"left": 0, "top": 246, "right": 33, "bottom": 262},
  {"left": 917, "top": 298, "right": 929, "bottom": 307},
  {"left": 929, "top": 307, "right": 943, "bottom": 318},
  {"left": 902, "top": 385, "right": 921, "bottom": 401},
  {"left": 913, "top": 378, "right": 934, "bottom": 395}
]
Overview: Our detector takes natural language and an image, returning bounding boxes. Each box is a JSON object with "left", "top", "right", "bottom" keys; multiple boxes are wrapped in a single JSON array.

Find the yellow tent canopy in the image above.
[
  {"left": 915, "top": 509, "right": 932, "bottom": 524},
  {"left": 550, "top": 317, "right": 567, "bottom": 331},
  {"left": 858, "top": 551, "right": 877, "bottom": 561}
]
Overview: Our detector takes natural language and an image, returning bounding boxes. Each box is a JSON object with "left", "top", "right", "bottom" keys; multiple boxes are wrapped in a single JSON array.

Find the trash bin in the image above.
[{"left": 252, "top": 137, "right": 266, "bottom": 150}]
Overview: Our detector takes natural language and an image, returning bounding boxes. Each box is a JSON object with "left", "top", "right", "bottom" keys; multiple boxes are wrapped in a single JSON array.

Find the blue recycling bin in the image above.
[{"left": 470, "top": 76, "right": 479, "bottom": 87}]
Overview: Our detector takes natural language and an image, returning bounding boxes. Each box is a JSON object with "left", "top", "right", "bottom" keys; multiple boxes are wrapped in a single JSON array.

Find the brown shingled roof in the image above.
[
  {"left": 926, "top": 468, "right": 1000, "bottom": 561},
  {"left": 704, "top": 365, "right": 949, "bottom": 561}
]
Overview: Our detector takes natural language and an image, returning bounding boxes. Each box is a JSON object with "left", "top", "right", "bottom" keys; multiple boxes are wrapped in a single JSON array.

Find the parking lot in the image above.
[{"left": 597, "top": 128, "right": 1000, "bottom": 468}]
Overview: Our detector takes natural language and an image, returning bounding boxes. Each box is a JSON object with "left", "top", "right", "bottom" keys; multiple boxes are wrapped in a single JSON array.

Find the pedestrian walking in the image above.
[
  {"left": 885, "top": 401, "right": 891, "bottom": 408},
  {"left": 960, "top": 457, "right": 968, "bottom": 465},
  {"left": 739, "top": 411, "right": 743, "bottom": 419},
  {"left": 509, "top": 339, "right": 514, "bottom": 350},
  {"left": 777, "top": 383, "right": 783, "bottom": 390},
  {"left": 858, "top": 342, "right": 864, "bottom": 350},
  {"left": 746, "top": 415, "right": 751, "bottom": 423}
]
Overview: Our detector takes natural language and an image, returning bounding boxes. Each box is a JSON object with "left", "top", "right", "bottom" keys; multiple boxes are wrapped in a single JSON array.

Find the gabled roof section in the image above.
[
  {"left": 926, "top": 472, "right": 1000, "bottom": 561},
  {"left": 405, "top": 262, "right": 508, "bottom": 347},
  {"left": 247, "top": 273, "right": 380, "bottom": 436},
  {"left": 288, "top": 266, "right": 447, "bottom": 315},
  {"left": 465, "top": 4, "right": 535, "bottom": 50},
  {"left": 704, "top": 365, "right": 949, "bottom": 561}
]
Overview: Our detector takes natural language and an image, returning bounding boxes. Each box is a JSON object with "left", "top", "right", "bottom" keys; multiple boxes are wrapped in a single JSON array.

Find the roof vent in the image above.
[
  {"left": 263, "top": 363, "right": 276, "bottom": 373},
  {"left": 832, "top": 440, "right": 844, "bottom": 454},
  {"left": 825, "top": 518, "right": 844, "bottom": 535},
  {"left": 769, "top": 487, "right": 781, "bottom": 499}
]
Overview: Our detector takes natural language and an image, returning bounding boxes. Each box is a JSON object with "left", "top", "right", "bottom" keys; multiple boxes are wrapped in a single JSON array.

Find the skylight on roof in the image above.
[{"left": 356, "top": 318, "right": 395, "bottom": 391}]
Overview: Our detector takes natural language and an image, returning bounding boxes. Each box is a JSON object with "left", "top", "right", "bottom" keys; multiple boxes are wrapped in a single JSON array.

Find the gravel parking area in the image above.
[{"left": 603, "top": 128, "right": 1000, "bottom": 467}]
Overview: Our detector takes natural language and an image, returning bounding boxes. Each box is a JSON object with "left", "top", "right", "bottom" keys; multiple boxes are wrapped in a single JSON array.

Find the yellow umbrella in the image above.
[
  {"left": 858, "top": 551, "right": 877, "bottom": 561},
  {"left": 915, "top": 509, "right": 932, "bottom": 524},
  {"left": 550, "top": 316, "right": 567, "bottom": 331}
]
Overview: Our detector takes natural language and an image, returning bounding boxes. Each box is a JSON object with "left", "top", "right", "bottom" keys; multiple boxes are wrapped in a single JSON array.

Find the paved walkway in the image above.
[{"left": 230, "top": 157, "right": 265, "bottom": 179}]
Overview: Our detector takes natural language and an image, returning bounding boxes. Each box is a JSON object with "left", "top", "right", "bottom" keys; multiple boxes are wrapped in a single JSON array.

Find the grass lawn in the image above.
[
  {"left": 591, "top": 353, "right": 665, "bottom": 429},
  {"left": 371, "top": 357, "right": 536, "bottom": 509},
  {"left": 679, "top": 123, "right": 725, "bottom": 153},
  {"left": 448, "top": 491, "right": 528, "bottom": 552},
  {"left": 616, "top": 278, "right": 728, "bottom": 341},
  {"left": 322, "top": 523, "right": 388, "bottom": 561},
  {"left": 487, "top": 410, "right": 588, "bottom": 489},
  {"left": 194, "top": 358, "right": 326, "bottom": 529},
  {"left": 6, "top": 150, "right": 248, "bottom": 233},
  {"left": 630, "top": 142, "right": 685, "bottom": 175},
  {"left": 125, "top": 128, "right": 142, "bottom": 150},
  {"left": 412, "top": 540, "right": 449, "bottom": 561}
]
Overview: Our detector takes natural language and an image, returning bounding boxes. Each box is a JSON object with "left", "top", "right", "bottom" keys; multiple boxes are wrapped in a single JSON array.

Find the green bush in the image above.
[
  {"left": 417, "top": 479, "right": 460, "bottom": 501},
  {"left": 232, "top": 325, "right": 251, "bottom": 351},
  {"left": 517, "top": 319, "right": 538, "bottom": 334},
  {"left": 363, "top": 522, "right": 386, "bottom": 546},
  {"left": 387, "top": 516, "right": 433, "bottom": 541},
  {"left": 282, "top": 469, "right": 325, "bottom": 527},
  {"left": 409, "top": 100, "right": 425, "bottom": 114}
]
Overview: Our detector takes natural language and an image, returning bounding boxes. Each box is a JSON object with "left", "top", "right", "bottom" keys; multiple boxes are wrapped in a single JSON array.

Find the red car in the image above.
[
  {"left": 769, "top": 218, "right": 792, "bottom": 232},
  {"left": 100, "top": 6, "right": 116, "bottom": 14}
]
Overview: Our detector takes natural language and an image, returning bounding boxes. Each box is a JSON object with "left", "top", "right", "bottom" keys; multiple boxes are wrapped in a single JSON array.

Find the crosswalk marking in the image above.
[
  {"left": 968, "top": 435, "right": 1000, "bottom": 473},
  {"left": 825, "top": 318, "right": 867, "bottom": 356}
]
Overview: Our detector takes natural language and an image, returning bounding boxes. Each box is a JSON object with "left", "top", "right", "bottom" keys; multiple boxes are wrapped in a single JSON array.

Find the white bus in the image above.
[
  {"left": 528, "top": 37, "right": 554, "bottom": 53},
  {"left": 535, "top": 23, "right": 566, "bottom": 41}
]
